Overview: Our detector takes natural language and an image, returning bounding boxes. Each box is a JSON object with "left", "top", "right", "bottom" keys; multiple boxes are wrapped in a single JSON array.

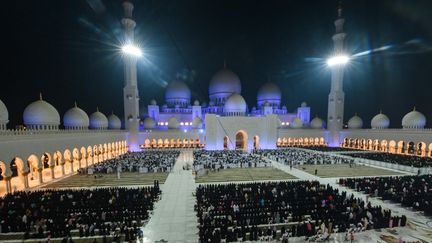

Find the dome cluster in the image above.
[
  {"left": 345, "top": 108, "right": 427, "bottom": 130},
  {"left": 0, "top": 95, "right": 122, "bottom": 131}
]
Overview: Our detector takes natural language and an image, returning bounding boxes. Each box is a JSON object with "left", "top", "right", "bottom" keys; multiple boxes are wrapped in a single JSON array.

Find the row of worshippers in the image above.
[
  {"left": 193, "top": 150, "right": 271, "bottom": 171},
  {"left": 339, "top": 174, "right": 432, "bottom": 216},
  {"left": 0, "top": 187, "right": 160, "bottom": 239},
  {"left": 341, "top": 152, "right": 432, "bottom": 168},
  {"left": 195, "top": 181, "right": 403, "bottom": 242},
  {"left": 86, "top": 150, "right": 179, "bottom": 174},
  {"left": 254, "top": 148, "right": 354, "bottom": 166},
  {"left": 293, "top": 145, "right": 361, "bottom": 152}
]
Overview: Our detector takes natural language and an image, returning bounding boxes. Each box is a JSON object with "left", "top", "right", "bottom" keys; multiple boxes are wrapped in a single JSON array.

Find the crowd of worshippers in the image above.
[
  {"left": 294, "top": 146, "right": 361, "bottom": 152},
  {"left": 196, "top": 181, "right": 404, "bottom": 242},
  {"left": 193, "top": 150, "right": 271, "bottom": 171},
  {"left": 341, "top": 152, "right": 432, "bottom": 168},
  {"left": 255, "top": 149, "right": 354, "bottom": 166},
  {"left": 0, "top": 187, "right": 160, "bottom": 239},
  {"left": 86, "top": 150, "right": 180, "bottom": 174},
  {"left": 339, "top": 175, "right": 432, "bottom": 216}
]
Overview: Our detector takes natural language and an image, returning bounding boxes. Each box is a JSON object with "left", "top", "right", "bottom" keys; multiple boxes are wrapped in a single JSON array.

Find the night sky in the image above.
[{"left": 2, "top": 0, "right": 432, "bottom": 128}]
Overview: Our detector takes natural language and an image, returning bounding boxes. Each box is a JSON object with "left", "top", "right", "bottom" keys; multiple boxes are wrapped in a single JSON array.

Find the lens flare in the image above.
[
  {"left": 122, "top": 44, "right": 142, "bottom": 57},
  {"left": 327, "top": 55, "right": 349, "bottom": 67}
]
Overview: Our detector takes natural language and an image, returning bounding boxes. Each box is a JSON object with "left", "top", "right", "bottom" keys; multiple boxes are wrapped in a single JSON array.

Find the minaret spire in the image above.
[
  {"left": 121, "top": 0, "right": 140, "bottom": 151},
  {"left": 327, "top": 2, "right": 347, "bottom": 146}
]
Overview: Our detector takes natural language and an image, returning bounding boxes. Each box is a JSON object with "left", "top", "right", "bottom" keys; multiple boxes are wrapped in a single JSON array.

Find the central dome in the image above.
[
  {"left": 209, "top": 68, "right": 242, "bottom": 103},
  {"left": 224, "top": 93, "right": 247, "bottom": 116},
  {"left": 257, "top": 82, "right": 281, "bottom": 107},
  {"left": 23, "top": 97, "right": 60, "bottom": 129},
  {"left": 165, "top": 80, "right": 191, "bottom": 107}
]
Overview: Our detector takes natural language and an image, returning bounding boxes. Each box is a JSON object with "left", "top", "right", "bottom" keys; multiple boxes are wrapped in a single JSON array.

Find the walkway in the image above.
[{"left": 142, "top": 151, "right": 198, "bottom": 242}]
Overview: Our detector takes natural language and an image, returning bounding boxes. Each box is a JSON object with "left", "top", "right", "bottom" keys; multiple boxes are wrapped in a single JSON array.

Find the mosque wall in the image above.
[
  {"left": 340, "top": 129, "right": 432, "bottom": 145},
  {"left": 0, "top": 131, "right": 127, "bottom": 166},
  {"left": 205, "top": 114, "right": 278, "bottom": 150}
]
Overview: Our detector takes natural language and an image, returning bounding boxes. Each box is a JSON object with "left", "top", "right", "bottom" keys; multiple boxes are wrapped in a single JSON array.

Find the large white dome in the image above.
[
  {"left": 402, "top": 108, "right": 426, "bottom": 129},
  {"left": 257, "top": 82, "right": 281, "bottom": 107},
  {"left": 209, "top": 68, "right": 241, "bottom": 97},
  {"left": 290, "top": 117, "right": 303, "bottom": 129},
  {"left": 310, "top": 117, "right": 324, "bottom": 129},
  {"left": 168, "top": 116, "right": 179, "bottom": 129},
  {"left": 165, "top": 80, "right": 191, "bottom": 106},
  {"left": 224, "top": 93, "right": 247, "bottom": 116},
  {"left": 371, "top": 112, "right": 390, "bottom": 129},
  {"left": 348, "top": 114, "right": 363, "bottom": 129},
  {"left": 89, "top": 109, "right": 108, "bottom": 129},
  {"left": 143, "top": 117, "right": 156, "bottom": 129},
  {"left": 108, "top": 113, "right": 121, "bottom": 129},
  {"left": 23, "top": 96, "right": 60, "bottom": 129},
  {"left": 0, "top": 98, "right": 8, "bottom": 126},
  {"left": 63, "top": 104, "right": 89, "bottom": 129}
]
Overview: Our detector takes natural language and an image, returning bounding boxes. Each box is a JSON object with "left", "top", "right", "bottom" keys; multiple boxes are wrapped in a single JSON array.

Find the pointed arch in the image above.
[{"left": 235, "top": 130, "right": 248, "bottom": 150}]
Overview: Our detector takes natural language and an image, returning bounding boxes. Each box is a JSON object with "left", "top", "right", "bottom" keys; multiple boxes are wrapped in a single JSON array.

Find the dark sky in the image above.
[{"left": 2, "top": 0, "right": 432, "bottom": 128}]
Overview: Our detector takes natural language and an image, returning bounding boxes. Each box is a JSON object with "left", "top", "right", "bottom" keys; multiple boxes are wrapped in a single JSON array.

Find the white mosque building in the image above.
[{"left": 0, "top": 1, "right": 432, "bottom": 194}]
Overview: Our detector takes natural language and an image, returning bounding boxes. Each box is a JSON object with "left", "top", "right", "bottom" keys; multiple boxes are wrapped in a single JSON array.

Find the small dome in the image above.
[
  {"left": 193, "top": 100, "right": 200, "bottom": 106},
  {"left": 23, "top": 96, "right": 60, "bottom": 128},
  {"left": 63, "top": 104, "right": 89, "bottom": 129},
  {"left": 310, "top": 117, "right": 324, "bottom": 129},
  {"left": 257, "top": 82, "right": 281, "bottom": 106},
  {"left": 224, "top": 93, "right": 247, "bottom": 115},
  {"left": 371, "top": 112, "right": 390, "bottom": 129},
  {"left": 0, "top": 98, "right": 9, "bottom": 125},
  {"left": 301, "top": 102, "right": 307, "bottom": 107},
  {"left": 348, "top": 114, "right": 363, "bottom": 129},
  {"left": 150, "top": 99, "right": 157, "bottom": 105},
  {"left": 282, "top": 105, "right": 287, "bottom": 110},
  {"left": 192, "top": 116, "right": 203, "bottom": 129},
  {"left": 402, "top": 108, "right": 426, "bottom": 129},
  {"left": 209, "top": 68, "right": 242, "bottom": 97},
  {"left": 290, "top": 117, "right": 303, "bottom": 129},
  {"left": 165, "top": 80, "right": 191, "bottom": 106},
  {"left": 108, "top": 113, "right": 121, "bottom": 129},
  {"left": 89, "top": 109, "right": 108, "bottom": 129},
  {"left": 264, "top": 101, "right": 271, "bottom": 107},
  {"left": 168, "top": 116, "right": 179, "bottom": 129},
  {"left": 143, "top": 117, "right": 156, "bottom": 129}
]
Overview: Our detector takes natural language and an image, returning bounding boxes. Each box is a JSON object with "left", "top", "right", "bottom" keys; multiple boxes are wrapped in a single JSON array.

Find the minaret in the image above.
[
  {"left": 327, "top": 4, "right": 346, "bottom": 146},
  {"left": 122, "top": 1, "right": 140, "bottom": 151}
]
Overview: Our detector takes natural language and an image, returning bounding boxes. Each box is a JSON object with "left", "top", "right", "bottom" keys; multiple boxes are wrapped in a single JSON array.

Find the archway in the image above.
[
  {"left": 235, "top": 130, "right": 248, "bottom": 150},
  {"left": 397, "top": 141, "right": 406, "bottom": 154},
  {"left": 389, "top": 140, "right": 396, "bottom": 153},
  {"left": 407, "top": 141, "right": 415, "bottom": 155},
  {"left": 0, "top": 161, "right": 5, "bottom": 195},
  {"left": 63, "top": 149, "right": 73, "bottom": 174},
  {"left": 11, "top": 157, "right": 26, "bottom": 192},
  {"left": 157, "top": 139, "right": 163, "bottom": 148},
  {"left": 277, "top": 138, "right": 282, "bottom": 147},
  {"left": 380, "top": 140, "right": 388, "bottom": 152},
  {"left": 417, "top": 142, "right": 426, "bottom": 156},
  {"left": 224, "top": 136, "right": 230, "bottom": 150},
  {"left": 429, "top": 143, "right": 432, "bottom": 157},
  {"left": 53, "top": 150, "right": 63, "bottom": 177},
  {"left": 41, "top": 153, "right": 53, "bottom": 183},
  {"left": 319, "top": 137, "right": 325, "bottom": 145},
  {"left": 86, "top": 146, "right": 93, "bottom": 165},
  {"left": 253, "top": 135, "right": 260, "bottom": 150}
]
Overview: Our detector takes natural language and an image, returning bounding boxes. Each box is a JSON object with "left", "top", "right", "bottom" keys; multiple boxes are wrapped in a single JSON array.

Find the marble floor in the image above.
[{"left": 139, "top": 152, "right": 432, "bottom": 243}]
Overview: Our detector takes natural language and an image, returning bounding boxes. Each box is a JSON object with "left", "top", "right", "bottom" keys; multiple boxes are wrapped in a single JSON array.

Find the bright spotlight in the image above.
[
  {"left": 327, "top": 55, "right": 349, "bottom": 67},
  {"left": 122, "top": 44, "right": 142, "bottom": 57}
]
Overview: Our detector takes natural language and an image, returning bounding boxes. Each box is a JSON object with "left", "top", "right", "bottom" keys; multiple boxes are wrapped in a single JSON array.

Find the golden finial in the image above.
[
  {"left": 74, "top": 101, "right": 77, "bottom": 107},
  {"left": 413, "top": 106, "right": 416, "bottom": 111},
  {"left": 96, "top": 106, "right": 99, "bottom": 112},
  {"left": 39, "top": 92, "right": 43, "bottom": 100}
]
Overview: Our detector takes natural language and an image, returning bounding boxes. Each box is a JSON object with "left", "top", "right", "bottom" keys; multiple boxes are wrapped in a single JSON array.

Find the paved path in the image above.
[{"left": 142, "top": 151, "right": 198, "bottom": 242}]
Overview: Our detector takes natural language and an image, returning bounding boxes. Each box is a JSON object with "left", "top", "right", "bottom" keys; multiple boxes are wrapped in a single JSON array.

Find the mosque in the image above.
[{"left": 0, "top": 1, "right": 432, "bottom": 194}]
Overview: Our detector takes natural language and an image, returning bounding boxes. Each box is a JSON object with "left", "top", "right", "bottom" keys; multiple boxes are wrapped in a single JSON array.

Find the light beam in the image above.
[
  {"left": 327, "top": 55, "right": 349, "bottom": 67},
  {"left": 122, "top": 44, "right": 142, "bottom": 57}
]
